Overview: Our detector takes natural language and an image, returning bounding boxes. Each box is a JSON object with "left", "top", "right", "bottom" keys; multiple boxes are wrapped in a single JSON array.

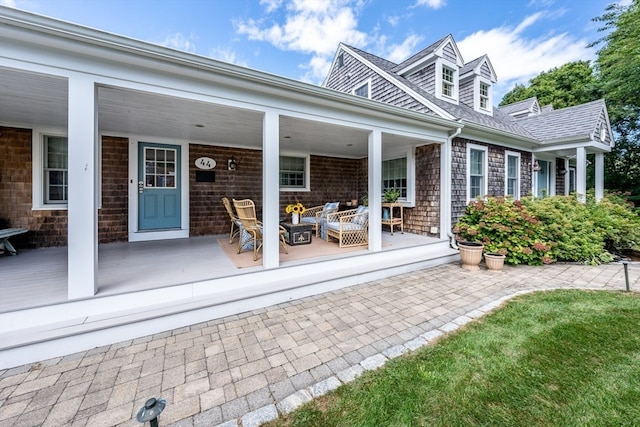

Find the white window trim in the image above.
[
  {"left": 32, "top": 128, "right": 69, "bottom": 210},
  {"left": 279, "top": 152, "right": 310, "bottom": 192},
  {"left": 382, "top": 148, "right": 415, "bottom": 207},
  {"left": 504, "top": 150, "right": 521, "bottom": 199},
  {"left": 476, "top": 78, "right": 492, "bottom": 115},
  {"left": 352, "top": 78, "right": 371, "bottom": 99},
  {"left": 466, "top": 143, "right": 488, "bottom": 203},
  {"left": 435, "top": 58, "right": 459, "bottom": 104}
]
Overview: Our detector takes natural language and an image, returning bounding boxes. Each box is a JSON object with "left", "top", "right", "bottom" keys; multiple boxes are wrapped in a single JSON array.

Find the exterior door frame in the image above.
[{"left": 128, "top": 136, "right": 189, "bottom": 242}]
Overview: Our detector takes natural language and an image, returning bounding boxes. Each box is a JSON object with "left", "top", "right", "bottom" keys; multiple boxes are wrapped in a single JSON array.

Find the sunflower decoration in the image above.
[{"left": 285, "top": 202, "right": 306, "bottom": 215}]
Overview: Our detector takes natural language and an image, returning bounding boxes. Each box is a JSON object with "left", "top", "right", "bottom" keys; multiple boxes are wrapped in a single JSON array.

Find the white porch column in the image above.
[
  {"left": 67, "top": 77, "right": 98, "bottom": 299},
  {"left": 576, "top": 147, "right": 587, "bottom": 203},
  {"left": 595, "top": 152, "right": 604, "bottom": 201},
  {"left": 368, "top": 129, "right": 382, "bottom": 251},
  {"left": 262, "top": 109, "right": 280, "bottom": 269}
]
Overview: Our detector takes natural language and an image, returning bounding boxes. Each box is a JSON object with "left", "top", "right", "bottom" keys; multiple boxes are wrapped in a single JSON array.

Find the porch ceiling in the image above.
[{"left": 1, "top": 67, "right": 431, "bottom": 158}]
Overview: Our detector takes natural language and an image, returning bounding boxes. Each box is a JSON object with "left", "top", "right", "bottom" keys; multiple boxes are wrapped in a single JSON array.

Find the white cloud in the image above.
[
  {"left": 380, "top": 34, "right": 423, "bottom": 63},
  {"left": 457, "top": 13, "right": 594, "bottom": 101},
  {"left": 414, "top": 0, "right": 446, "bottom": 10},
  {"left": 0, "top": 0, "right": 16, "bottom": 6},
  {"left": 209, "top": 46, "right": 248, "bottom": 67},
  {"left": 235, "top": 0, "right": 368, "bottom": 83},
  {"left": 160, "top": 32, "right": 197, "bottom": 53},
  {"left": 260, "top": 0, "right": 284, "bottom": 13}
]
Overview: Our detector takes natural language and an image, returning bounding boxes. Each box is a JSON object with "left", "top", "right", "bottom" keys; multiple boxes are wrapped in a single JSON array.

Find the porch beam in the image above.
[
  {"left": 67, "top": 77, "right": 98, "bottom": 299},
  {"left": 263, "top": 109, "right": 280, "bottom": 269},
  {"left": 595, "top": 152, "right": 604, "bottom": 201},
  {"left": 576, "top": 147, "right": 587, "bottom": 203},
  {"left": 368, "top": 129, "right": 382, "bottom": 251}
]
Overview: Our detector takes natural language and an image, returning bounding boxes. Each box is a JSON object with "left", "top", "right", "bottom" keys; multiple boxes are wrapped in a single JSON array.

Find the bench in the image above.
[{"left": 0, "top": 228, "right": 28, "bottom": 256}]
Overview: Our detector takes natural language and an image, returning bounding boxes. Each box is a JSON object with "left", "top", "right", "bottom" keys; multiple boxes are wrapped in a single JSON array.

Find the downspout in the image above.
[{"left": 444, "top": 125, "right": 462, "bottom": 250}]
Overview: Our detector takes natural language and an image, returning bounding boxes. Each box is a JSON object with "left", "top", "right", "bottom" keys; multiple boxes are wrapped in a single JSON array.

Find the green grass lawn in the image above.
[{"left": 267, "top": 290, "right": 640, "bottom": 427}]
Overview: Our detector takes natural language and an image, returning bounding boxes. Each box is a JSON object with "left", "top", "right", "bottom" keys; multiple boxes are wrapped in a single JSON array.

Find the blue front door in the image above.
[
  {"left": 138, "top": 142, "right": 181, "bottom": 230},
  {"left": 536, "top": 160, "right": 549, "bottom": 197}
]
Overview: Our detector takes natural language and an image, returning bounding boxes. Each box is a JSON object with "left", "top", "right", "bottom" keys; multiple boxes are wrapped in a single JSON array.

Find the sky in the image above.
[{"left": 1, "top": 0, "right": 624, "bottom": 103}]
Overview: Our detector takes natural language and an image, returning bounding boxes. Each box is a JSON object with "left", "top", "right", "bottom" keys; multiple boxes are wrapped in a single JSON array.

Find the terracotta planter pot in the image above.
[
  {"left": 458, "top": 241, "right": 484, "bottom": 270},
  {"left": 485, "top": 252, "right": 506, "bottom": 272}
]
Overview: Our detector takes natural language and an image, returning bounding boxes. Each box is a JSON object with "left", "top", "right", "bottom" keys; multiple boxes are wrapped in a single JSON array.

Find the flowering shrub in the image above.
[
  {"left": 453, "top": 197, "right": 553, "bottom": 265},
  {"left": 454, "top": 193, "right": 640, "bottom": 266}
]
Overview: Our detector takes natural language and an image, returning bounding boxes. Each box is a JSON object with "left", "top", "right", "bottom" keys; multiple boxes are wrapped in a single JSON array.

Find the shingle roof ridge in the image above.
[{"left": 460, "top": 55, "right": 485, "bottom": 74}]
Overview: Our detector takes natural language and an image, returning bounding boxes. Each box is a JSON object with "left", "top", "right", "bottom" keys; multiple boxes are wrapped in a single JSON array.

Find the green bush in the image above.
[
  {"left": 453, "top": 197, "right": 553, "bottom": 265},
  {"left": 454, "top": 193, "right": 640, "bottom": 266}
]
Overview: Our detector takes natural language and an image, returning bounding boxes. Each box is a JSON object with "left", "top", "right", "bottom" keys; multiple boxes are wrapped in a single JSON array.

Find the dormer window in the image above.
[
  {"left": 442, "top": 67, "right": 454, "bottom": 97},
  {"left": 480, "top": 82, "right": 489, "bottom": 109}
]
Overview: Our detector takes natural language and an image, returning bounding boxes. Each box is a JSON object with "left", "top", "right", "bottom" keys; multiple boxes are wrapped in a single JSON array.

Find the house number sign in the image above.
[{"left": 195, "top": 157, "right": 216, "bottom": 170}]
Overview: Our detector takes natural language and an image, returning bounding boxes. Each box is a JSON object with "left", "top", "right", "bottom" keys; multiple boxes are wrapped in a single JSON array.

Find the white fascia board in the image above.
[
  {"left": 461, "top": 122, "right": 539, "bottom": 148},
  {"left": 341, "top": 45, "right": 456, "bottom": 120},
  {"left": 533, "top": 138, "right": 612, "bottom": 154}
]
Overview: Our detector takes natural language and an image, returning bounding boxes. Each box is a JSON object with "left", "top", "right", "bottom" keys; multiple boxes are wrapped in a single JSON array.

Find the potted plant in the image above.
[
  {"left": 383, "top": 188, "right": 401, "bottom": 203},
  {"left": 484, "top": 251, "right": 507, "bottom": 272},
  {"left": 457, "top": 241, "right": 484, "bottom": 270}
]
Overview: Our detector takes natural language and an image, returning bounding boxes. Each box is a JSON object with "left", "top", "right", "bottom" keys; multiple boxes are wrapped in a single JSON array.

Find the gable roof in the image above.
[
  {"left": 514, "top": 99, "right": 609, "bottom": 144},
  {"left": 498, "top": 97, "right": 540, "bottom": 116}
]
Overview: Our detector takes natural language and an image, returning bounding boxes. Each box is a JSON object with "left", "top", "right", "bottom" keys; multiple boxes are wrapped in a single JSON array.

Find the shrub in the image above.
[
  {"left": 453, "top": 197, "right": 553, "bottom": 265},
  {"left": 454, "top": 193, "right": 640, "bottom": 266}
]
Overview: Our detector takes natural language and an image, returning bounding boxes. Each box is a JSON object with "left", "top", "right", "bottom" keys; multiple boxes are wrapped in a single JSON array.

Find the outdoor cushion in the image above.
[
  {"left": 321, "top": 202, "right": 340, "bottom": 217},
  {"left": 352, "top": 206, "right": 368, "bottom": 225},
  {"left": 325, "top": 221, "right": 366, "bottom": 232}
]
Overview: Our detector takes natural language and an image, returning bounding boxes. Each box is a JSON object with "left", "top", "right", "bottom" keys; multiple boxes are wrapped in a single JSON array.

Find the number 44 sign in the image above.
[{"left": 195, "top": 157, "right": 216, "bottom": 170}]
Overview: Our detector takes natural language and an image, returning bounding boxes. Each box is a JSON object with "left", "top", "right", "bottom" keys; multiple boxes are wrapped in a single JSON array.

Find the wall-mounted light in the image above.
[
  {"left": 533, "top": 159, "right": 541, "bottom": 172},
  {"left": 228, "top": 157, "right": 237, "bottom": 171}
]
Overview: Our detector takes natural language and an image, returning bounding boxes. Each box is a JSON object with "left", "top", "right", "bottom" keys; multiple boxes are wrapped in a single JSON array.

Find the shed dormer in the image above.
[
  {"left": 394, "top": 35, "right": 464, "bottom": 105},
  {"left": 459, "top": 55, "right": 497, "bottom": 116}
]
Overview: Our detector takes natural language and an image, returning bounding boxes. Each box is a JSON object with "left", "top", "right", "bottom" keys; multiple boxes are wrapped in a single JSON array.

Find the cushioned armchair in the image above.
[
  {"left": 300, "top": 201, "right": 339, "bottom": 237},
  {"left": 324, "top": 205, "right": 369, "bottom": 248},
  {"left": 233, "top": 199, "right": 288, "bottom": 261}
]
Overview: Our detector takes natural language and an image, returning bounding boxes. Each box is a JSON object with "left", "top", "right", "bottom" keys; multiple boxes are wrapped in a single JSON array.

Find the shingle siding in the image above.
[
  {"left": 459, "top": 79, "right": 474, "bottom": 108},
  {"left": 442, "top": 42, "right": 458, "bottom": 63},
  {"left": 480, "top": 62, "right": 492, "bottom": 80}
]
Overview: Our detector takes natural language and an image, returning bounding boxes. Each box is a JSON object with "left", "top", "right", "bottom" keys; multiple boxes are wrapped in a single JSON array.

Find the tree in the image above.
[
  {"left": 499, "top": 61, "right": 601, "bottom": 109},
  {"left": 591, "top": 0, "right": 640, "bottom": 199}
]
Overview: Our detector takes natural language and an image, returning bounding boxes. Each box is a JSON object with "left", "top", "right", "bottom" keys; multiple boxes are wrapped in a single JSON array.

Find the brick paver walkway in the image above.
[{"left": 0, "top": 262, "right": 637, "bottom": 426}]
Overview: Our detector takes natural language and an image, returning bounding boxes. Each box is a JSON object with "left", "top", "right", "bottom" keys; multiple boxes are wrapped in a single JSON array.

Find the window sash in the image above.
[
  {"left": 442, "top": 67, "right": 454, "bottom": 97},
  {"left": 382, "top": 157, "right": 407, "bottom": 198},
  {"left": 469, "top": 148, "right": 485, "bottom": 200},
  {"left": 354, "top": 83, "right": 369, "bottom": 98},
  {"left": 44, "top": 136, "right": 68, "bottom": 204},
  {"left": 280, "top": 156, "right": 306, "bottom": 188},
  {"left": 506, "top": 155, "right": 519, "bottom": 197}
]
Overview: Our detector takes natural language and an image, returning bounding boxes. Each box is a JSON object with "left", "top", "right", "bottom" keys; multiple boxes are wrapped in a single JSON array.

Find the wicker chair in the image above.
[
  {"left": 221, "top": 197, "right": 241, "bottom": 243},
  {"left": 232, "top": 199, "right": 288, "bottom": 261},
  {"left": 300, "top": 202, "right": 340, "bottom": 237},
  {"left": 324, "top": 206, "right": 369, "bottom": 248}
]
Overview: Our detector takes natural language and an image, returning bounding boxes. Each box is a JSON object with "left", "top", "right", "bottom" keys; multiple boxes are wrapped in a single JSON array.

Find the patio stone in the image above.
[{"left": 0, "top": 263, "right": 635, "bottom": 427}]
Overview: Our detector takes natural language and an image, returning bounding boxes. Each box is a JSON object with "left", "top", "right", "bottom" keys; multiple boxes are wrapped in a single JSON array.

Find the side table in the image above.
[
  {"left": 381, "top": 202, "right": 404, "bottom": 235},
  {"left": 280, "top": 222, "right": 313, "bottom": 245}
]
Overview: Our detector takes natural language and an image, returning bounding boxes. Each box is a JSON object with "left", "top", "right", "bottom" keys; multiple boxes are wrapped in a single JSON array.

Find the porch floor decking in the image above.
[{"left": 0, "top": 232, "right": 441, "bottom": 313}]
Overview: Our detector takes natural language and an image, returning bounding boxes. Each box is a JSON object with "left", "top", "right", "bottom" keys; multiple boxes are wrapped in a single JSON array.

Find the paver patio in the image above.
[{"left": 0, "top": 262, "right": 637, "bottom": 427}]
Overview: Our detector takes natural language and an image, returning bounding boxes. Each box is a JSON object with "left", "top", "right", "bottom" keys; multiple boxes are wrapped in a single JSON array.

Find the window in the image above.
[
  {"left": 467, "top": 144, "right": 487, "bottom": 201},
  {"left": 43, "top": 135, "right": 68, "bottom": 204},
  {"left": 280, "top": 155, "right": 307, "bottom": 189},
  {"left": 337, "top": 53, "right": 344, "bottom": 68},
  {"left": 353, "top": 80, "right": 370, "bottom": 98},
  {"left": 480, "top": 82, "right": 489, "bottom": 109},
  {"left": 599, "top": 122, "right": 606, "bottom": 142},
  {"left": 505, "top": 151, "right": 520, "bottom": 199},
  {"left": 382, "top": 157, "right": 407, "bottom": 198},
  {"left": 144, "top": 147, "right": 176, "bottom": 188},
  {"left": 442, "top": 67, "right": 455, "bottom": 97}
]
